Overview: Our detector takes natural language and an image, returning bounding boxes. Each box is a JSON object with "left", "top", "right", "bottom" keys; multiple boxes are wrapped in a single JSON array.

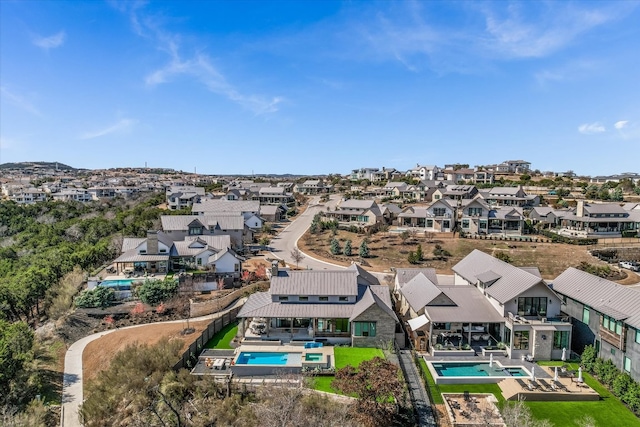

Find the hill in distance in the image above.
[{"left": 0, "top": 161, "right": 76, "bottom": 171}]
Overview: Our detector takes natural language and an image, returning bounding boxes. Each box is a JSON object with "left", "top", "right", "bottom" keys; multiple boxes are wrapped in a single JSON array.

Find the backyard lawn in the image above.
[
  {"left": 311, "top": 347, "right": 384, "bottom": 393},
  {"left": 203, "top": 321, "right": 238, "bottom": 349},
  {"left": 530, "top": 362, "right": 640, "bottom": 427}
]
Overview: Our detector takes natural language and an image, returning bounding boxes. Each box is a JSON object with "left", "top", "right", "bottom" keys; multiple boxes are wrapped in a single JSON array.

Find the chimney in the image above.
[
  {"left": 576, "top": 200, "right": 584, "bottom": 217},
  {"left": 270, "top": 260, "right": 279, "bottom": 278},
  {"left": 147, "top": 230, "right": 159, "bottom": 255}
]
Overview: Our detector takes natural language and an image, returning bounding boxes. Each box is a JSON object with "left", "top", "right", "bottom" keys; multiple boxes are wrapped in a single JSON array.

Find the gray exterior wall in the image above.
[
  {"left": 351, "top": 303, "right": 396, "bottom": 348},
  {"left": 561, "top": 298, "right": 596, "bottom": 354}
]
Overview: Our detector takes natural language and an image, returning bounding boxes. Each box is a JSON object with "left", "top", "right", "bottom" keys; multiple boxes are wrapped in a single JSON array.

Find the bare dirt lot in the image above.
[
  {"left": 298, "top": 229, "right": 640, "bottom": 284},
  {"left": 82, "top": 320, "right": 212, "bottom": 383}
]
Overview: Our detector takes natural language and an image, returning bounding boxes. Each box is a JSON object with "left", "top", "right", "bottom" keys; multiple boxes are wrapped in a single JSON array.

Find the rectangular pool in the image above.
[
  {"left": 428, "top": 360, "right": 530, "bottom": 384},
  {"left": 236, "top": 352, "right": 290, "bottom": 366},
  {"left": 304, "top": 353, "right": 323, "bottom": 362}
]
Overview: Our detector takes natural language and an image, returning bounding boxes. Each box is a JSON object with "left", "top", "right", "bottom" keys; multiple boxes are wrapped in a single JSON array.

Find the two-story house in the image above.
[
  {"left": 397, "top": 199, "right": 456, "bottom": 232},
  {"left": 237, "top": 264, "right": 398, "bottom": 347},
  {"left": 325, "top": 199, "right": 384, "bottom": 228},
  {"left": 478, "top": 186, "right": 539, "bottom": 208},
  {"left": 557, "top": 201, "right": 640, "bottom": 238},
  {"left": 552, "top": 268, "right": 640, "bottom": 382},
  {"left": 401, "top": 250, "right": 571, "bottom": 360}
]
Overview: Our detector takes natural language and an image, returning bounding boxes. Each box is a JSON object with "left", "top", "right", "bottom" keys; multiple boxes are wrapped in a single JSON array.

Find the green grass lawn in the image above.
[
  {"left": 417, "top": 358, "right": 505, "bottom": 405},
  {"left": 529, "top": 361, "right": 640, "bottom": 427},
  {"left": 311, "top": 347, "right": 384, "bottom": 393},
  {"left": 203, "top": 322, "right": 238, "bottom": 349}
]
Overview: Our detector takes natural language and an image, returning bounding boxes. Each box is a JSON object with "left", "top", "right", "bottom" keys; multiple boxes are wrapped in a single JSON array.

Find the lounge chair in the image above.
[
  {"left": 552, "top": 381, "right": 568, "bottom": 392},
  {"left": 537, "top": 379, "right": 553, "bottom": 391},
  {"left": 516, "top": 378, "right": 533, "bottom": 390}
]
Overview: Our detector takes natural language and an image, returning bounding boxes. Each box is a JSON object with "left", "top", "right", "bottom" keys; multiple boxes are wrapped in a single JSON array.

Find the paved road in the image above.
[
  {"left": 61, "top": 299, "right": 245, "bottom": 427},
  {"left": 397, "top": 350, "right": 436, "bottom": 427},
  {"left": 268, "top": 194, "right": 344, "bottom": 270}
]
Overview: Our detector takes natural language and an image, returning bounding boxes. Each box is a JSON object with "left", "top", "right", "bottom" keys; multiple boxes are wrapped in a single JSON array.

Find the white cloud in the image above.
[
  {"left": 32, "top": 31, "right": 66, "bottom": 50},
  {"left": 578, "top": 122, "right": 606, "bottom": 135},
  {"left": 79, "top": 118, "right": 137, "bottom": 140},
  {"left": 0, "top": 86, "right": 42, "bottom": 116},
  {"left": 614, "top": 120, "right": 628, "bottom": 130},
  {"left": 115, "top": 3, "right": 283, "bottom": 115}
]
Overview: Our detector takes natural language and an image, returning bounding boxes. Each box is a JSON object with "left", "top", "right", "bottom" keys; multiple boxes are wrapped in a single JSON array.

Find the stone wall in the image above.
[{"left": 351, "top": 303, "right": 397, "bottom": 348}]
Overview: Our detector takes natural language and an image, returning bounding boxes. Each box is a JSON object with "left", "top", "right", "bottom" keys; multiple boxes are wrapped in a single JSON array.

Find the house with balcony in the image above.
[
  {"left": 478, "top": 186, "right": 539, "bottom": 208},
  {"left": 295, "top": 179, "right": 331, "bottom": 194},
  {"left": 556, "top": 201, "right": 640, "bottom": 238},
  {"left": 552, "top": 267, "right": 640, "bottom": 382},
  {"left": 432, "top": 185, "right": 478, "bottom": 201},
  {"left": 160, "top": 214, "right": 251, "bottom": 249},
  {"left": 166, "top": 185, "right": 205, "bottom": 210},
  {"left": 401, "top": 250, "right": 571, "bottom": 360},
  {"left": 114, "top": 231, "right": 241, "bottom": 277},
  {"left": 406, "top": 164, "right": 440, "bottom": 181},
  {"left": 325, "top": 199, "right": 384, "bottom": 228},
  {"left": 257, "top": 186, "right": 294, "bottom": 205},
  {"left": 397, "top": 199, "right": 456, "bottom": 232},
  {"left": 350, "top": 168, "right": 380, "bottom": 182},
  {"left": 237, "top": 264, "right": 398, "bottom": 347},
  {"left": 458, "top": 198, "right": 491, "bottom": 235}
]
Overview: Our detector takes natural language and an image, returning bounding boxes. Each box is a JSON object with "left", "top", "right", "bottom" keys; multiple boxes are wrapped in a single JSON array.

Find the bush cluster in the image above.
[{"left": 581, "top": 345, "right": 640, "bottom": 414}]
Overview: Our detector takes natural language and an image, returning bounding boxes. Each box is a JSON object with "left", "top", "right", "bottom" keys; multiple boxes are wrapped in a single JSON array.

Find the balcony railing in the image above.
[{"left": 599, "top": 327, "right": 624, "bottom": 349}]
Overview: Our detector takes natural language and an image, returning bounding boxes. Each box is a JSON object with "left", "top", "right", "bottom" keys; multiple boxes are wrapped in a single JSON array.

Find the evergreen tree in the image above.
[
  {"left": 415, "top": 244, "right": 423, "bottom": 261},
  {"left": 343, "top": 239, "right": 352, "bottom": 256},
  {"left": 330, "top": 238, "right": 341, "bottom": 255},
  {"left": 359, "top": 239, "right": 369, "bottom": 258}
]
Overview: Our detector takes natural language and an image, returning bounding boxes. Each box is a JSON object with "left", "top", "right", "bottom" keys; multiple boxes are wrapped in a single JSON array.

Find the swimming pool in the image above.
[
  {"left": 305, "top": 353, "right": 323, "bottom": 362},
  {"left": 428, "top": 360, "right": 531, "bottom": 384},
  {"left": 236, "top": 352, "right": 293, "bottom": 366},
  {"left": 100, "top": 279, "right": 138, "bottom": 289}
]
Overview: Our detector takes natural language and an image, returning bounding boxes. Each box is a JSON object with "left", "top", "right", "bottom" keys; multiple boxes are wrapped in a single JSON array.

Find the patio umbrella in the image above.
[
  {"left": 531, "top": 366, "right": 536, "bottom": 382},
  {"left": 577, "top": 366, "right": 583, "bottom": 383},
  {"left": 554, "top": 366, "right": 559, "bottom": 382},
  {"left": 489, "top": 353, "right": 494, "bottom": 367},
  {"left": 561, "top": 347, "right": 567, "bottom": 362}
]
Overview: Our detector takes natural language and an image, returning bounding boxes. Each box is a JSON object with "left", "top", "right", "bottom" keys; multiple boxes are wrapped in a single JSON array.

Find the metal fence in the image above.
[{"left": 173, "top": 306, "right": 241, "bottom": 371}]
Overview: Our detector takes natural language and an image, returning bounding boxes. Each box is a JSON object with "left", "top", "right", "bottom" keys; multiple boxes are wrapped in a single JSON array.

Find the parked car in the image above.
[{"left": 619, "top": 261, "right": 640, "bottom": 272}]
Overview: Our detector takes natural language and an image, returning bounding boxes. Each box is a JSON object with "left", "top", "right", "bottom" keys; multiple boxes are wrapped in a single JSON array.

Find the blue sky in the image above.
[{"left": 1, "top": 1, "right": 639, "bottom": 176}]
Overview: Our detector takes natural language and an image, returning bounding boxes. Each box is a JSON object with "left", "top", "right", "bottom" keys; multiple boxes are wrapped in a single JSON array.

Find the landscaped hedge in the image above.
[
  {"left": 581, "top": 345, "right": 640, "bottom": 415},
  {"left": 537, "top": 229, "right": 598, "bottom": 245}
]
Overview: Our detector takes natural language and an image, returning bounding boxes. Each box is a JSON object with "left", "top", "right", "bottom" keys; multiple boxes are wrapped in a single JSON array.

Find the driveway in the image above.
[{"left": 61, "top": 299, "right": 245, "bottom": 427}]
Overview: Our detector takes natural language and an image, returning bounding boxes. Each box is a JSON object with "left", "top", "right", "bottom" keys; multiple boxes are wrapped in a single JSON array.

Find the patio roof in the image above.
[{"left": 425, "top": 286, "right": 504, "bottom": 323}]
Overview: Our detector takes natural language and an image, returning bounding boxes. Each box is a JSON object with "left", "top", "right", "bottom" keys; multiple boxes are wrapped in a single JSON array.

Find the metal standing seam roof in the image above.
[
  {"left": 350, "top": 287, "right": 398, "bottom": 322},
  {"left": 270, "top": 270, "right": 359, "bottom": 296},
  {"left": 121, "top": 237, "right": 146, "bottom": 252},
  {"left": 192, "top": 199, "right": 260, "bottom": 214},
  {"left": 452, "top": 249, "right": 545, "bottom": 304},
  {"left": 114, "top": 249, "right": 170, "bottom": 263},
  {"left": 202, "top": 214, "right": 245, "bottom": 230},
  {"left": 184, "top": 235, "right": 231, "bottom": 250},
  {"left": 424, "top": 286, "right": 505, "bottom": 323},
  {"left": 399, "top": 273, "right": 447, "bottom": 313},
  {"left": 172, "top": 240, "right": 213, "bottom": 257},
  {"left": 160, "top": 215, "right": 205, "bottom": 231},
  {"left": 552, "top": 267, "right": 640, "bottom": 329},
  {"left": 396, "top": 268, "right": 439, "bottom": 289},
  {"left": 346, "top": 263, "right": 381, "bottom": 286}
]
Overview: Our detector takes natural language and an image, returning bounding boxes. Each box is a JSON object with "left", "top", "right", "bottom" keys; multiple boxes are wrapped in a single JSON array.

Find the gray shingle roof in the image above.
[
  {"left": 453, "top": 249, "right": 544, "bottom": 304},
  {"left": 552, "top": 267, "right": 640, "bottom": 328}
]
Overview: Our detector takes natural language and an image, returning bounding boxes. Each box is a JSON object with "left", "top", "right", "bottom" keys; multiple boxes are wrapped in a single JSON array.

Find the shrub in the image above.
[
  {"left": 75, "top": 286, "right": 116, "bottom": 308},
  {"left": 343, "top": 239, "right": 352, "bottom": 256},
  {"left": 136, "top": 278, "right": 179, "bottom": 305},
  {"left": 330, "top": 238, "right": 341, "bottom": 255},
  {"left": 581, "top": 345, "right": 597, "bottom": 371}
]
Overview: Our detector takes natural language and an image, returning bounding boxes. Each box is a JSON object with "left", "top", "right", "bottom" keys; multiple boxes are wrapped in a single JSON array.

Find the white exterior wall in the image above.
[{"left": 211, "top": 251, "right": 240, "bottom": 274}]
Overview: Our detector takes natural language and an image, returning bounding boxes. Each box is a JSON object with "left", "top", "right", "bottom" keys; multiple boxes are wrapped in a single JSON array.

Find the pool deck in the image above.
[{"left": 499, "top": 366, "right": 599, "bottom": 401}]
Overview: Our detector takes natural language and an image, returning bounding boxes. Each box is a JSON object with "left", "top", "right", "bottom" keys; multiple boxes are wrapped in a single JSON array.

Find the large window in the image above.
[
  {"left": 433, "top": 208, "right": 446, "bottom": 216},
  {"left": 426, "top": 219, "right": 433, "bottom": 228},
  {"left": 334, "top": 318, "right": 350, "bottom": 333},
  {"left": 636, "top": 329, "right": 640, "bottom": 344},
  {"left": 353, "top": 321, "right": 376, "bottom": 337},
  {"left": 504, "top": 326, "right": 511, "bottom": 345},
  {"left": 625, "top": 357, "right": 631, "bottom": 373},
  {"left": 602, "top": 315, "right": 622, "bottom": 335},
  {"left": 582, "top": 307, "right": 590, "bottom": 324},
  {"left": 468, "top": 207, "right": 483, "bottom": 216},
  {"left": 462, "top": 219, "right": 470, "bottom": 229},
  {"left": 553, "top": 331, "right": 570, "bottom": 349},
  {"left": 517, "top": 297, "right": 547, "bottom": 316},
  {"left": 513, "top": 331, "right": 529, "bottom": 350}
]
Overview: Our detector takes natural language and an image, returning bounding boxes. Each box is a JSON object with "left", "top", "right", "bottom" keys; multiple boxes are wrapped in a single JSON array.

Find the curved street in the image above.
[{"left": 268, "top": 194, "right": 344, "bottom": 270}]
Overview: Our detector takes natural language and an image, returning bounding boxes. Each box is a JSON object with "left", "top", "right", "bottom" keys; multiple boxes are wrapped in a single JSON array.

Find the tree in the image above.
[
  {"left": 290, "top": 247, "right": 305, "bottom": 268},
  {"left": 415, "top": 244, "right": 423, "bottom": 261},
  {"left": 407, "top": 251, "right": 419, "bottom": 264},
  {"left": 0, "top": 320, "right": 34, "bottom": 402},
  {"left": 331, "top": 357, "right": 404, "bottom": 427},
  {"left": 74, "top": 286, "right": 116, "bottom": 308},
  {"left": 432, "top": 244, "right": 451, "bottom": 260},
  {"left": 501, "top": 401, "right": 553, "bottom": 427},
  {"left": 359, "top": 239, "right": 370, "bottom": 258},
  {"left": 136, "top": 278, "right": 179, "bottom": 306},
  {"left": 495, "top": 251, "right": 512, "bottom": 263},
  {"left": 259, "top": 236, "right": 271, "bottom": 247},
  {"left": 343, "top": 239, "right": 352, "bottom": 256},
  {"left": 330, "top": 238, "right": 341, "bottom": 255},
  {"left": 399, "top": 230, "right": 410, "bottom": 245}
]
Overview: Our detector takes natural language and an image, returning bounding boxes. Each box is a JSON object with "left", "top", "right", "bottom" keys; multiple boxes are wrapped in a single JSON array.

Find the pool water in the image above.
[
  {"left": 433, "top": 362, "right": 528, "bottom": 377},
  {"left": 100, "top": 279, "right": 137, "bottom": 287},
  {"left": 236, "top": 352, "right": 289, "bottom": 365},
  {"left": 305, "top": 353, "right": 323, "bottom": 362}
]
